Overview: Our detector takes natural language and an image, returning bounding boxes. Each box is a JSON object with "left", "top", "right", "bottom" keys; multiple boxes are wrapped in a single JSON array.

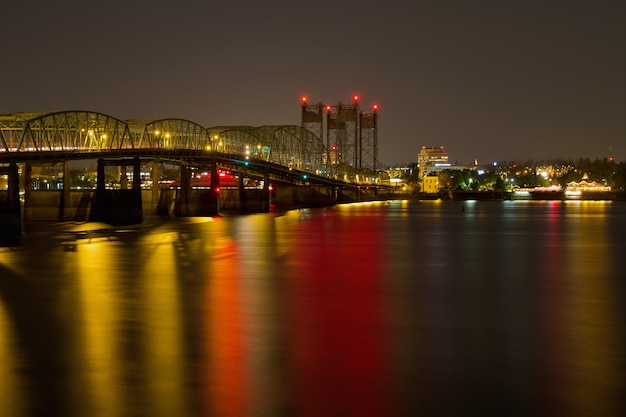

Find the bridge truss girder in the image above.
[
  {"left": 10, "top": 111, "right": 133, "bottom": 152},
  {"left": 128, "top": 118, "right": 211, "bottom": 150},
  {"left": 206, "top": 125, "right": 325, "bottom": 172},
  {"left": 0, "top": 110, "right": 349, "bottom": 179}
]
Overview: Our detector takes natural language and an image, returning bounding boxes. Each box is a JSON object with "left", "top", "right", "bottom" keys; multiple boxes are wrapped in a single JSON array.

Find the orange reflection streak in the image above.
[
  {"left": 288, "top": 207, "right": 390, "bottom": 417},
  {"left": 562, "top": 202, "right": 624, "bottom": 416},
  {"left": 202, "top": 235, "right": 251, "bottom": 417}
]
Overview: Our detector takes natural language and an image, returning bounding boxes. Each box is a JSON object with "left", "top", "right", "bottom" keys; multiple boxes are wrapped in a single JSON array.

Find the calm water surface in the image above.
[{"left": 1, "top": 200, "right": 625, "bottom": 416}]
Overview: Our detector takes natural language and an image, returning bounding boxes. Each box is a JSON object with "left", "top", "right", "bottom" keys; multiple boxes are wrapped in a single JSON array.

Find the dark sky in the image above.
[{"left": 2, "top": 0, "right": 624, "bottom": 165}]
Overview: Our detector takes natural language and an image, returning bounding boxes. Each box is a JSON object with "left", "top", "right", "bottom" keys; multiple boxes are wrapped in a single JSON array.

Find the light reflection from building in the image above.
[
  {"left": 537, "top": 201, "right": 568, "bottom": 413},
  {"left": 138, "top": 229, "right": 189, "bottom": 416},
  {"left": 233, "top": 214, "right": 287, "bottom": 414},
  {"left": 202, "top": 222, "right": 252, "bottom": 416},
  {"left": 74, "top": 241, "right": 124, "bottom": 417},
  {"left": 561, "top": 201, "right": 622, "bottom": 417},
  {"left": 285, "top": 206, "right": 390, "bottom": 416},
  {"left": 0, "top": 298, "right": 23, "bottom": 417}
]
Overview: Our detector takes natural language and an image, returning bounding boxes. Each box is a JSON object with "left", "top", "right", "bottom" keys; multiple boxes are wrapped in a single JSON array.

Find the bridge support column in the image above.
[
  {"left": 337, "top": 186, "right": 360, "bottom": 203},
  {"left": 151, "top": 161, "right": 160, "bottom": 214},
  {"left": 174, "top": 163, "right": 218, "bottom": 217},
  {"left": 175, "top": 163, "right": 191, "bottom": 216},
  {"left": 120, "top": 165, "right": 128, "bottom": 189},
  {"left": 23, "top": 163, "right": 33, "bottom": 221},
  {"left": 60, "top": 161, "right": 71, "bottom": 221},
  {"left": 208, "top": 162, "right": 220, "bottom": 215},
  {"left": 0, "top": 163, "right": 21, "bottom": 242},
  {"left": 91, "top": 158, "right": 143, "bottom": 224},
  {"left": 238, "top": 169, "right": 247, "bottom": 213},
  {"left": 271, "top": 183, "right": 337, "bottom": 209},
  {"left": 262, "top": 169, "right": 270, "bottom": 212}
]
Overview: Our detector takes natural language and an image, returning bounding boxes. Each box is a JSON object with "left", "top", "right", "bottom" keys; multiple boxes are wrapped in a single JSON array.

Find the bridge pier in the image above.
[
  {"left": 91, "top": 158, "right": 143, "bottom": 224},
  {"left": 262, "top": 170, "right": 271, "bottom": 211},
  {"left": 139, "top": 160, "right": 165, "bottom": 216},
  {"left": 175, "top": 163, "right": 219, "bottom": 217},
  {"left": 237, "top": 168, "right": 247, "bottom": 212},
  {"left": 0, "top": 163, "right": 21, "bottom": 242},
  {"left": 337, "top": 186, "right": 380, "bottom": 203},
  {"left": 272, "top": 183, "right": 337, "bottom": 209},
  {"left": 61, "top": 161, "right": 71, "bottom": 221},
  {"left": 22, "top": 161, "right": 74, "bottom": 222}
]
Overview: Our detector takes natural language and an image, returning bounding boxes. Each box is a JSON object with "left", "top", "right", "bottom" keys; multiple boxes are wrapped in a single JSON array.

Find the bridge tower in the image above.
[
  {"left": 359, "top": 103, "right": 379, "bottom": 172},
  {"left": 300, "top": 96, "right": 325, "bottom": 171},
  {"left": 326, "top": 95, "right": 360, "bottom": 170}
]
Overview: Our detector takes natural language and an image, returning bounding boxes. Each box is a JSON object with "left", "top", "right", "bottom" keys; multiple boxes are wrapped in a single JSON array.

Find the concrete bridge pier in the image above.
[
  {"left": 262, "top": 170, "right": 271, "bottom": 212},
  {"left": 0, "top": 163, "right": 21, "bottom": 241},
  {"left": 272, "top": 183, "right": 337, "bottom": 209},
  {"left": 175, "top": 163, "right": 192, "bottom": 216},
  {"left": 144, "top": 160, "right": 160, "bottom": 215},
  {"left": 208, "top": 162, "right": 220, "bottom": 214},
  {"left": 60, "top": 161, "right": 71, "bottom": 221},
  {"left": 338, "top": 186, "right": 360, "bottom": 203},
  {"left": 21, "top": 161, "right": 76, "bottom": 222},
  {"left": 175, "top": 163, "right": 219, "bottom": 217},
  {"left": 217, "top": 168, "right": 270, "bottom": 213},
  {"left": 239, "top": 168, "right": 271, "bottom": 213},
  {"left": 91, "top": 158, "right": 143, "bottom": 224},
  {"left": 237, "top": 168, "right": 247, "bottom": 213}
]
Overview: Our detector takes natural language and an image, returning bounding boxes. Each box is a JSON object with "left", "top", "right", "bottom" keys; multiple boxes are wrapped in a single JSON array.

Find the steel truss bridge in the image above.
[{"left": 0, "top": 110, "right": 389, "bottom": 186}]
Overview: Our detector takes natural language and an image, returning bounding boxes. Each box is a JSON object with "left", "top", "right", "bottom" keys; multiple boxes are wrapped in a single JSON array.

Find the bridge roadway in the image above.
[
  {"left": 0, "top": 148, "right": 392, "bottom": 240},
  {"left": 0, "top": 148, "right": 353, "bottom": 188}
]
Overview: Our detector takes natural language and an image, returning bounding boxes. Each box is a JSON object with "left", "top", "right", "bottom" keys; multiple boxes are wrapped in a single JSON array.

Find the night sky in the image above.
[{"left": 2, "top": 0, "right": 624, "bottom": 166}]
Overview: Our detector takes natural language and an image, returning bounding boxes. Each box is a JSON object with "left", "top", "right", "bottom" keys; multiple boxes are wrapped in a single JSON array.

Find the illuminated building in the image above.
[
  {"left": 417, "top": 146, "right": 476, "bottom": 192},
  {"left": 417, "top": 146, "right": 449, "bottom": 181},
  {"left": 417, "top": 146, "right": 448, "bottom": 166},
  {"left": 422, "top": 175, "right": 440, "bottom": 193}
]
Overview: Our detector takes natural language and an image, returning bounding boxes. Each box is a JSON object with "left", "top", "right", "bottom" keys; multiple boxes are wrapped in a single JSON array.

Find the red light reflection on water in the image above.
[
  {"left": 286, "top": 208, "right": 390, "bottom": 416},
  {"left": 537, "top": 201, "right": 568, "bottom": 415}
]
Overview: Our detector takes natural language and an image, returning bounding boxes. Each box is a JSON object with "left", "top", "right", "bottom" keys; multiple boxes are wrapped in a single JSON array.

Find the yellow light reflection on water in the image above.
[
  {"left": 71, "top": 227, "right": 193, "bottom": 416},
  {"left": 138, "top": 229, "right": 189, "bottom": 417},
  {"left": 562, "top": 201, "right": 623, "bottom": 416},
  {"left": 74, "top": 242, "right": 123, "bottom": 417},
  {"left": 0, "top": 301, "right": 23, "bottom": 417}
]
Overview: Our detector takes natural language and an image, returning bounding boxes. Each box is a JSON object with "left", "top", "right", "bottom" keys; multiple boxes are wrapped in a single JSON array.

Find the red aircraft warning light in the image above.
[
  {"left": 326, "top": 105, "right": 332, "bottom": 112},
  {"left": 353, "top": 94, "right": 359, "bottom": 103},
  {"left": 301, "top": 96, "right": 308, "bottom": 104},
  {"left": 373, "top": 103, "right": 379, "bottom": 111}
]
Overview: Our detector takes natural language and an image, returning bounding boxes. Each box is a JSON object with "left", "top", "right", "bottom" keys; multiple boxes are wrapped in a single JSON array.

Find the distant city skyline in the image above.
[{"left": 1, "top": 0, "right": 624, "bottom": 165}]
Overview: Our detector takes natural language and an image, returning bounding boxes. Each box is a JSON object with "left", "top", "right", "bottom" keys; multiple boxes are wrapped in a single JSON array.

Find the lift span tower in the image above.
[{"left": 300, "top": 95, "right": 379, "bottom": 172}]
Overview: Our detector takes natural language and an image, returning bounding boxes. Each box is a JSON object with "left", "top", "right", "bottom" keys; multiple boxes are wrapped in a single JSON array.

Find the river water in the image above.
[{"left": 1, "top": 200, "right": 625, "bottom": 417}]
